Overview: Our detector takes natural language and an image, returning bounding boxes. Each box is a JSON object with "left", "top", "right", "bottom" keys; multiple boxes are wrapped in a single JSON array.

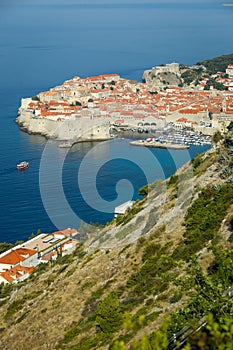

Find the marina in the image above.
[
  {"left": 156, "top": 128, "right": 213, "bottom": 146},
  {"left": 130, "top": 128, "right": 212, "bottom": 149}
]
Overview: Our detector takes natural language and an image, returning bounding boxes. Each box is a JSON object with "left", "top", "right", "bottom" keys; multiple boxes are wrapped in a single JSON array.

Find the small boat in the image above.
[
  {"left": 59, "top": 141, "right": 72, "bottom": 148},
  {"left": 17, "top": 161, "right": 29, "bottom": 170}
]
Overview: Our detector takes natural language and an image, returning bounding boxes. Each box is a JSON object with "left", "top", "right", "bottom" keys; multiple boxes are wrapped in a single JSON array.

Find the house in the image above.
[
  {"left": 0, "top": 265, "right": 35, "bottom": 284},
  {"left": 114, "top": 201, "right": 135, "bottom": 217},
  {"left": 0, "top": 228, "right": 79, "bottom": 283},
  {"left": 0, "top": 247, "right": 38, "bottom": 272},
  {"left": 226, "top": 64, "right": 233, "bottom": 78}
]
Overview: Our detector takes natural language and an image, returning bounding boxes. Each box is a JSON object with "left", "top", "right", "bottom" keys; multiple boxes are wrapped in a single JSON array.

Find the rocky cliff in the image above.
[{"left": 142, "top": 69, "right": 182, "bottom": 87}]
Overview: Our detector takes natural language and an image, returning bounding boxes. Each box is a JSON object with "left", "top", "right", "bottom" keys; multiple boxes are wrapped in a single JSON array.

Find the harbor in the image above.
[{"left": 128, "top": 127, "right": 212, "bottom": 149}]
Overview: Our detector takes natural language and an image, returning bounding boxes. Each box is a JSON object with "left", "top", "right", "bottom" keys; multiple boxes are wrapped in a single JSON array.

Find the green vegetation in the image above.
[
  {"left": 15, "top": 310, "right": 30, "bottom": 324},
  {"left": 0, "top": 282, "right": 15, "bottom": 300},
  {"left": 2, "top": 131, "right": 233, "bottom": 350},
  {"left": 28, "top": 229, "right": 42, "bottom": 240},
  {"left": 213, "top": 130, "right": 224, "bottom": 144},
  {"left": 138, "top": 179, "right": 164, "bottom": 199},
  {"left": 167, "top": 174, "right": 179, "bottom": 188},
  {"left": 181, "top": 69, "right": 198, "bottom": 85},
  {"left": 112, "top": 312, "right": 233, "bottom": 350},
  {"left": 227, "top": 121, "right": 233, "bottom": 132},
  {"left": 116, "top": 224, "right": 136, "bottom": 240},
  {"left": 0, "top": 242, "right": 14, "bottom": 254},
  {"left": 115, "top": 202, "right": 143, "bottom": 226},
  {"left": 172, "top": 184, "right": 233, "bottom": 261},
  {"left": 31, "top": 95, "right": 40, "bottom": 101},
  {"left": 196, "top": 53, "right": 233, "bottom": 74},
  {"left": 138, "top": 184, "right": 148, "bottom": 196},
  {"left": 204, "top": 78, "right": 227, "bottom": 91},
  {"left": 4, "top": 290, "right": 42, "bottom": 321},
  {"left": 191, "top": 152, "right": 217, "bottom": 176},
  {"left": 95, "top": 291, "right": 123, "bottom": 333}
]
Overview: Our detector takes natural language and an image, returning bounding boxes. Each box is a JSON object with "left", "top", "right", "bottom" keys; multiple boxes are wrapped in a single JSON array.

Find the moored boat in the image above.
[
  {"left": 58, "top": 141, "right": 72, "bottom": 148},
  {"left": 17, "top": 161, "right": 29, "bottom": 170}
]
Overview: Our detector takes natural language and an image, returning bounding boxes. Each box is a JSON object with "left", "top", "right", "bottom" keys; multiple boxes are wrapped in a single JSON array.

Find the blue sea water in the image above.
[{"left": 0, "top": 0, "right": 232, "bottom": 243}]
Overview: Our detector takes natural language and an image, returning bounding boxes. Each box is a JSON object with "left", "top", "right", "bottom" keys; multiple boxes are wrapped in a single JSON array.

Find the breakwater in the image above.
[{"left": 130, "top": 140, "right": 189, "bottom": 150}]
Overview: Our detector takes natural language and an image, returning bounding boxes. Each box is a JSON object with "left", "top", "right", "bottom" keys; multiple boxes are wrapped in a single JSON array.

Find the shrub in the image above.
[
  {"left": 15, "top": 310, "right": 30, "bottom": 324},
  {"left": 95, "top": 291, "right": 123, "bottom": 333},
  {"left": 191, "top": 153, "right": 203, "bottom": 171},
  {"left": 116, "top": 205, "right": 143, "bottom": 226},
  {"left": 229, "top": 215, "right": 233, "bottom": 231},
  {"left": 169, "top": 292, "right": 182, "bottom": 304},
  {"left": 63, "top": 324, "right": 80, "bottom": 343},
  {"left": 4, "top": 299, "right": 24, "bottom": 320},
  {"left": 0, "top": 242, "right": 14, "bottom": 254},
  {"left": 138, "top": 184, "right": 148, "bottom": 196},
  {"left": 168, "top": 174, "right": 178, "bottom": 188},
  {"left": 173, "top": 184, "right": 233, "bottom": 261},
  {"left": 31, "top": 95, "right": 40, "bottom": 101},
  {"left": 142, "top": 242, "right": 161, "bottom": 262}
]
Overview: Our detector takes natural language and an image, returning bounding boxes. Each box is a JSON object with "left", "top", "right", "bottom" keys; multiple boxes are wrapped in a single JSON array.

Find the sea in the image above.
[{"left": 0, "top": 0, "right": 232, "bottom": 243}]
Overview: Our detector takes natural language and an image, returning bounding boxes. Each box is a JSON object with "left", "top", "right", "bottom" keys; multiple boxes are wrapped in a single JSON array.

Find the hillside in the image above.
[
  {"left": 0, "top": 131, "right": 233, "bottom": 350},
  {"left": 196, "top": 53, "right": 233, "bottom": 74},
  {"left": 142, "top": 53, "right": 233, "bottom": 89}
]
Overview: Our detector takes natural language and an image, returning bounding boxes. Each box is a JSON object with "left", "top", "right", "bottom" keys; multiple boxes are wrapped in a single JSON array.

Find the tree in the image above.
[
  {"left": 0, "top": 242, "right": 13, "bottom": 254},
  {"left": 28, "top": 233, "right": 36, "bottom": 240},
  {"left": 31, "top": 95, "right": 40, "bottom": 101},
  {"left": 212, "top": 131, "right": 223, "bottom": 144},
  {"left": 95, "top": 292, "right": 122, "bottom": 333},
  {"left": 212, "top": 81, "right": 226, "bottom": 91},
  {"left": 139, "top": 184, "right": 148, "bottom": 196},
  {"left": 186, "top": 314, "right": 233, "bottom": 350},
  {"left": 204, "top": 84, "right": 210, "bottom": 90},
  {"left": 227, "top": 121, "right": 233, "bottom": 132}
]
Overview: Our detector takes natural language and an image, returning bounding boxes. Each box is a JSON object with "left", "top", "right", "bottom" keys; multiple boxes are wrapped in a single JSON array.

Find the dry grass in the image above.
[{"left": 0, "top": 144, "right": 232, "bottom": 350}]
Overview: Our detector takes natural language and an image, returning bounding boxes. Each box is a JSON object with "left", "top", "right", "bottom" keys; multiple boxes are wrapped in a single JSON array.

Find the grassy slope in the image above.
[{"left": 0, "top": 137, "right": 233, "bottom": 350}]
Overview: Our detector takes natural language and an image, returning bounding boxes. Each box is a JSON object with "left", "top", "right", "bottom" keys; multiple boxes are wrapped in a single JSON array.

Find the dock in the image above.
[{"left": 130, "top": 140, "right": 189, "bottom": 150}]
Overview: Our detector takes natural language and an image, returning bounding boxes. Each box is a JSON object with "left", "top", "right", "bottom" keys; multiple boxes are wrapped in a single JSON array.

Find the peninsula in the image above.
[{"left": 16, "top": 56, "right": 233, "bottom": 144}]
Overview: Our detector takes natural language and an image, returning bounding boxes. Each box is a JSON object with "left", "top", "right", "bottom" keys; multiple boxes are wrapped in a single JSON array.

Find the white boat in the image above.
[
  {"left": 17, "top": 161, "right": 29, "bottom": 170},
  {"left": 59, "top": 141, "right": 72, "bottom": 148}
]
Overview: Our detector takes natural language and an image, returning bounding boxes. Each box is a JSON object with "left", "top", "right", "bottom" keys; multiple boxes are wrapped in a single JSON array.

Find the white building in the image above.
[
  {"left": 226, "top": 64, "right": 233, "bottom": 78},
  {"left": 114, "top": 201, "right": 135, "bottom": 217},
  {"left": 152, "top": 63, "right": 180, "bottom": 75}
]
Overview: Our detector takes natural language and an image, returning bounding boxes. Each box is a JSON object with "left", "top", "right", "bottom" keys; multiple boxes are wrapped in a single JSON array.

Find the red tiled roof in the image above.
[
  {"left": 0, "top": 248, "right": 37, "bottom": 265},
  {"left": 0, "top": 265, "right": 35, "bottom": 283}
]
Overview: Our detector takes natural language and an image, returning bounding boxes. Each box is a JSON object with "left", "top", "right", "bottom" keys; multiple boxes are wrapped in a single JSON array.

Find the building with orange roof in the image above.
[
  {"left": 17, "top": 71, "right": 233, "bottom": 140},
  {"left": 0, "top": 265, "right": 35, "bottom": 284},
  {"left": 0, "top": 247, "right": 38, "bottom": 272}
]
